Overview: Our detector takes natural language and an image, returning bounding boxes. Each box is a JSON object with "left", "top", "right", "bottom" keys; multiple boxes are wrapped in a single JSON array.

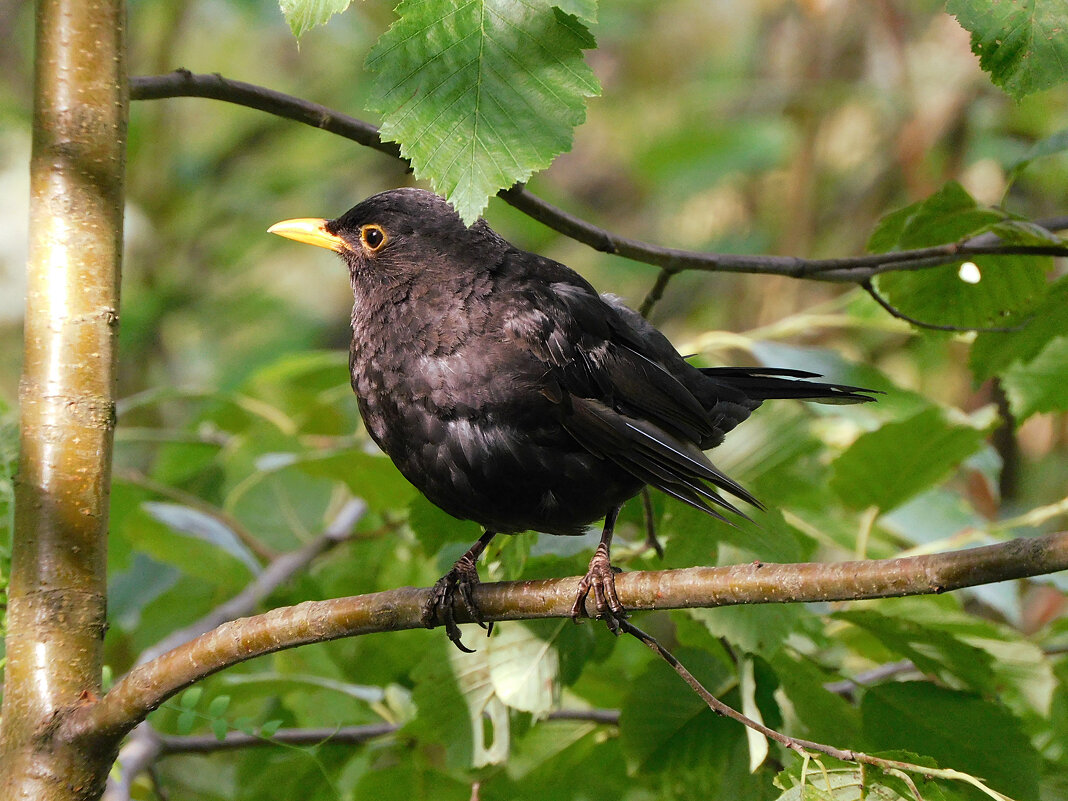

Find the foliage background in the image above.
[{"left": 2, "top": 1, "right": 1068, "bottom": 800}]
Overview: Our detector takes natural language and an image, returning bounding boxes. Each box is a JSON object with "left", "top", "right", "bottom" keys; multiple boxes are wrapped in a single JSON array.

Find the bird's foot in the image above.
[
  {"left": 570, "top": 546, "right": 627, "bottom": 634},
  {"left": 423, "top": 555, "right": 486, "bottom": 653}
]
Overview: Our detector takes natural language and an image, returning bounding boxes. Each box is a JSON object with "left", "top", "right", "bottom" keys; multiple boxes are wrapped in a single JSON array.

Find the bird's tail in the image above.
[{"left": 698, "top": 367, "right": 879, "bottom": 405}]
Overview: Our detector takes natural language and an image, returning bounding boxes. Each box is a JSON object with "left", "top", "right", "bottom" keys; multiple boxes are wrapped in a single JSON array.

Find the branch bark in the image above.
[
  {"left": 62, "top": 530, "right": 1068, "bottom": 748},
  {"left": 0, "top": 0, "right": 127, "bottom": 797},
  {"left": 128, "top": 71, "right": 1068, "bottom": 284}
]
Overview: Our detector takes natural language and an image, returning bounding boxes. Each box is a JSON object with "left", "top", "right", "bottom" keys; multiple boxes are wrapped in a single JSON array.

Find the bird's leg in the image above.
[
  {"left": 571, "top": 506, "right": 626, "bottom": 633},
  {"left": 640, "top": 488, "right": 664, "bottom": 559},
  {"left": 424, "top": 530, "right": 497, "bottom": 652}
]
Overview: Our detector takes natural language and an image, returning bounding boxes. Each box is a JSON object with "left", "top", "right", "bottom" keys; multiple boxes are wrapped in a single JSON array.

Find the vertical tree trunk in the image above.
[{"left": 0, "top": 0, "right": 127, "bottom": 796}]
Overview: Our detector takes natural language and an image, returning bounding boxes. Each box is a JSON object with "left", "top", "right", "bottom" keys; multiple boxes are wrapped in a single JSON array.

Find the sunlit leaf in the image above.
[
  {"left": 948, "top": 0, "right": 1068, "bottom": 99},
  {"left": 830, "top": 408, "right": 988, "bottom": 511},
  {"left": 367, "top": 0, "right": 600, "bottom": 223},
  {"left": 279, "top": 0, "right": 352, "bottom": 37}
]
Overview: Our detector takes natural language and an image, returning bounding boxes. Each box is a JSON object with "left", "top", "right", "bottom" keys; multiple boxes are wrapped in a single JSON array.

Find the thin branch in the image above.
[
  {"left": 128, "top": 71, "right": 1068, "bottom": 284},
  {"left": 861, "top": 280, "right": 1026, "bottom": 333},
  {"left": 105, "top": 710, "right": 619, "bottom": 799},
  {"left": 621, "top": 621, "right": 1013, "bottom": 801},
  {"left": 154, "top": 709, "right": 619, "bottom": 755},
  {"left": 63, "top": 530, "right": 1068, "bottom": 747},
  {"left": 823, "top": 659, "right": 918, "bottom": 699}
]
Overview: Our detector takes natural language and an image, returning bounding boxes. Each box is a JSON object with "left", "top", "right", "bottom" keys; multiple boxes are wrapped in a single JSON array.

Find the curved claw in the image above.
[
  {"left": 423, "top": 561, "right": 484, "bottom": 652},
  {"left": 570, "top": 549, "right": 626, "bottom": 634}
]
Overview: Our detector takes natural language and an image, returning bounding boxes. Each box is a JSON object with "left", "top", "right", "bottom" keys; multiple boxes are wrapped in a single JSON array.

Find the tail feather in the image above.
[{"left": 699, "top": 367, "right": 879, "bottom": 405}]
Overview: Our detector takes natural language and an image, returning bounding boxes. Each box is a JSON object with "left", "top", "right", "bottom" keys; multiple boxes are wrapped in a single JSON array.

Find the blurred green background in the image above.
[{"left": 2, "top": 1, "right": 1068, "bottom": 799}]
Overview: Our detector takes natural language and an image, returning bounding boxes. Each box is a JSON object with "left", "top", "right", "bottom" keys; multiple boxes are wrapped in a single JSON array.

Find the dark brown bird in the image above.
[{"left": 270, "top": 188, "right": 875, "bottom": 649}]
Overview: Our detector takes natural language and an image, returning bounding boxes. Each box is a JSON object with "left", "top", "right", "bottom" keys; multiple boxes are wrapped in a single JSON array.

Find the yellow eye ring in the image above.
[{"left": 361, "top": 224, "right": 387, "bottom": 252}]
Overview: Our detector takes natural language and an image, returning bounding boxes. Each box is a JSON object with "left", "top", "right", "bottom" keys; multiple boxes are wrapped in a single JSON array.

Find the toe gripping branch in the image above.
[{"left": 423, "top": 530, "right": 496, "bottom": 652}]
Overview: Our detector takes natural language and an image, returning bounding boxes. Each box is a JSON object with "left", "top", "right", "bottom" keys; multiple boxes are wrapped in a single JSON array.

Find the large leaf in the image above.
[
  {"left": 948, "top": 0, "right": 1068, "bottom": 99},
  {"left": 1001, "top": 335, "right": 1068, "bottom": 421},
  {"left": 487, "top": 622, "right": 560, "bottom": 716},
  {"left": 870, "top": 183, "right": 1049, "bottom": 330},
  {"left": 367, "top": 0, "right": 600, "bottom": 223},
  {"left": 829, "top": 407, "right": 988, "bottom": 511},
  {"left": 861, "top": 682, "right": 1041, "bottom": 801},
  {"left": 618, "top": 647, "right": 735, "bottom": 775}
]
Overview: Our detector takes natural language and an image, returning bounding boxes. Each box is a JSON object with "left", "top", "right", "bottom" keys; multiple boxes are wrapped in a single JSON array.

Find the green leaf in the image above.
[
  {"left": 486, "top": 622, "right": 559, "bottom": 716},
  {"left": 619, "top": 648, "right": 735, "bottom": 774},
  {"left": 830, "top": 408, "right": 987, "bottom": 511},
  {"left": 861, "top": 682, "right": 1041, "bottom": 801},
  {"left": 207, "top": 694, "right": 232, "bottom": 718},
  {"left": 1008, "top": 127, "right": 1068, "bottom": 182},
  {"left": 1001, "top": 335, "right": 1068, "bottom": 420},
  {"left": 869, "top": 182, "right": 1049, "bottom": 330},
  {"left": 834, "top": 609, "right": 996, "bottom": 692},
  {"left": 947, "top": 0, "right": 1068, "bottom": 99},
  {"left": 211, "top": 717, "right": 229, "bottom": 742},
  {"left": 180, "top": 687, "right": 203, "bottom": 709},
  {"left": 688, "top": 603, "right": 814, "bottom": 659},
  {"left": 553, "top": 0, "right": 597, "bottom": 23},
  {"left": 367, "top": 0, "right": 600, "bottom": 223},
  {"left": 141, "top": 502, "right": 261, "bottom": 575},
  {"left": 259, "top": 719, "right": 283, "bottom": 738},
  {"left": 768, "top": 652, "right": 861, "bottom": 744},
  {"left": 278, "top": 0, "right": 352, "bottom": 38},
  {"left": 970, "top": 274, "right": 1068, "bottom": 380},
  {"left": 176, "top": 708, "right": 197, "bottom": 735}
]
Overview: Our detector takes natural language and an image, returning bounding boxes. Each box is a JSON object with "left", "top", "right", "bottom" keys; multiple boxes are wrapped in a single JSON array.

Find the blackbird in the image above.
[{"left": 269, "top": 188, "right": 875, "bottom": 649}]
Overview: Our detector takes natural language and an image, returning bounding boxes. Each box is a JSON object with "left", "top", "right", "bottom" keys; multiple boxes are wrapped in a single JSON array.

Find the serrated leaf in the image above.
[
  {"left": 861, "top": 682, "right": 1041, "bottom": 801},
  {"left": 367, "top": 0, "right": 600, "bottom": 223},
  {"left": 554, "top": 0, "right": 597, "bottom": 23},
  {"left": 1002, "top": 335, "right": 1068, "bottom": 420},
  {"left": 830, "top": 408, "right": 987, "bottom": 511},
  {"left": 948, "top": 0, "right": 1068, "bottom": 99},
  {"left": 279, "top": 0, "right": 352, "bottom": 38}
]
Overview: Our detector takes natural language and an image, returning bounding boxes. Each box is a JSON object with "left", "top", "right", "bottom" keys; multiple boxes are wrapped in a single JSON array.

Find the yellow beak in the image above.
[{"left": 267, "top": 218, "right": 346, "bottom": 252}]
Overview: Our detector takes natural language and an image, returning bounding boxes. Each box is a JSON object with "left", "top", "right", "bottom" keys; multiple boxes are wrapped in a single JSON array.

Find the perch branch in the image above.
[
  {"left": 129, "top": 72, "right": 1068, "bottom": 284},
  {"left": 64, "top": 530, "right": 1068, "bottom": 747}
]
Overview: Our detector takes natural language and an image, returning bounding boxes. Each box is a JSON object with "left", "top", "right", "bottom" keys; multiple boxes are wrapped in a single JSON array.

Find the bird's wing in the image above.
[{"left": 498, "top": 262, "right": 758, "bottom": 514}]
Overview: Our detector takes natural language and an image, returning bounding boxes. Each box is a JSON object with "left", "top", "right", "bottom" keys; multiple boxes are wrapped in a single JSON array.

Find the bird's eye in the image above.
[{"left": 360, "top": 224, "right": 387, "bottom": 252}]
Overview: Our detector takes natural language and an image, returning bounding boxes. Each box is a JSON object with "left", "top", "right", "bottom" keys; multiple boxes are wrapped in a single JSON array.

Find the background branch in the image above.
[
  {"left": 129, "top": 72, "right": 1068, "bottom": 285},
  {"left": 65, "top": 529, "right": 1068, "bottom": 747}
]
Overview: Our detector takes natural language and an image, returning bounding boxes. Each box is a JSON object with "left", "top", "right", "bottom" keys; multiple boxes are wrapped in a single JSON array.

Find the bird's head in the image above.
[{"left": 269, "top": 188, "right": 497, "bottom": 286}]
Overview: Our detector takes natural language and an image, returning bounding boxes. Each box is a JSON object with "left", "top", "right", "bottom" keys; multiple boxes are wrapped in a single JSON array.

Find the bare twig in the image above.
[
  {"left": 861, "top": 280, "right": 1026, "bottom": 333},
  {"left": 621, "top": 621, "right": 1014, "bottom": 801},
  {"left": 128, "top": 72, "right": 1068, "bottom": 285},
  {"left": 62, "top": 530, "right": 1068, "bottom": 747}
]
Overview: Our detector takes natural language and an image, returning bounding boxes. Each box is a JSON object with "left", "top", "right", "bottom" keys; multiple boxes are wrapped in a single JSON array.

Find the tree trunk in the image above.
[{"left": 0, "top": 0, "right": 127, "bottom": 796}]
